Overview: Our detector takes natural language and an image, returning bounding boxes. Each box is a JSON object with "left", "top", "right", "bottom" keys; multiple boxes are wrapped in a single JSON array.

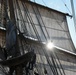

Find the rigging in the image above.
[{"left": 61, "top": 0, "right": 72, "bottom": 15}]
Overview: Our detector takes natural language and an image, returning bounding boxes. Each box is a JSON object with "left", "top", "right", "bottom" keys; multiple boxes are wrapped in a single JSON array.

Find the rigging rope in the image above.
[
  {"left": 31, "top": 3, "right": 66, "bottom": 75},
  {"left": 15, "top": 0, "right": 58, "bottom": 73},
  {"left": 14, "top": 0, "right": 42, "bottom": 74},
  {"left": 32, "top": 5, "right": 51, "bottom": 40},
  {"left": 15, "top": 0, "right": 28, "bottom": 36},
  {"left": 41, "top": 0, "right": 71, "bottom": 33},
  {"left": 32, "top": 0, "right": 67, "bottom": 75},
  {"left": 41, "top": 0, "right": 47, "bottom": 6},
  {"left": 31, "top": 5, "right": 60, "bottom": 75},
  {"left": 22, "top": 2, "right": 44, "bottom": 75},
  {"left": 61, "top": 0, "right": 72, "bottom": 15},
  {"left": 36, "top": 5, "right": 50, "bottom": 39},
  {"left": 31, "top": 5, "right": 47, "bottom": 41},
  {"left": 20, "top": 1, "right": 66, "bottom": 75},
  {"left": 53, "top": 51, "right": 66, "bottom": 75},
  {"left": 50, "top": 52, "right": 66, "bottom": 75},
  {"left": 21, "top": 2, "right": 58, "bottom": 73},
  {"left": 4, "top": 0, "right": 66, "bottom": 75},
  {"left": 21, "top": 2, "right": 41, "bottom": 41}
]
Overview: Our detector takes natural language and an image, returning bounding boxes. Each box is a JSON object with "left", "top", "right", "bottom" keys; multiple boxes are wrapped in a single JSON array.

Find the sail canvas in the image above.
[{"left": 14, "top": 0, "right": 75, "bottom": 52}]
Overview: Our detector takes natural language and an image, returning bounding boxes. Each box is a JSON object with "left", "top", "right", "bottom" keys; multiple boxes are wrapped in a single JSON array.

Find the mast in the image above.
[{"left": 70, "top": 0, "right": 76, "bottom": 32}]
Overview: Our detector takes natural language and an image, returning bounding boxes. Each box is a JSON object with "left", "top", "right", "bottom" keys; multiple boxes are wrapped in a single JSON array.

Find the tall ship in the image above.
[{"left": 0, "top": 0, "right": 76, "bottom": 75}]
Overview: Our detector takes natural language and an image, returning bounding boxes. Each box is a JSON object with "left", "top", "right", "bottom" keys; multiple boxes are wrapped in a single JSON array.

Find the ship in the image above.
[{"left": 0, "top": 0, "right": 76, "bottom": 75}]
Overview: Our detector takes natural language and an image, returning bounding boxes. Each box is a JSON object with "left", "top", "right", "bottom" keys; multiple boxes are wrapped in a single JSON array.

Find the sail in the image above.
[
  {"left": 0, "top": 0, "right": 76, "bottom": 75},
  {"left": 13, "top": 0, "right": 75, "bottom": 52}
]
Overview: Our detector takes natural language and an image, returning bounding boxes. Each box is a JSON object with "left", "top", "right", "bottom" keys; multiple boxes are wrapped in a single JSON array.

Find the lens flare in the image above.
[{"left": 47, "top": 42, "right": 54, "bottom": 49}]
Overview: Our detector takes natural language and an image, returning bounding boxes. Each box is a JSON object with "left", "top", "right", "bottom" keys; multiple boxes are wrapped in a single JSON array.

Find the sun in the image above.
[{"left": 47, "top": 42, "right": 54, "bottom": 49}]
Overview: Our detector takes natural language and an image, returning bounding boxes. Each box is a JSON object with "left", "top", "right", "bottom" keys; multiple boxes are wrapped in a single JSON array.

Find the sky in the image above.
[{"left": 31, "top": 0, "right": 76, "bottom": 48}]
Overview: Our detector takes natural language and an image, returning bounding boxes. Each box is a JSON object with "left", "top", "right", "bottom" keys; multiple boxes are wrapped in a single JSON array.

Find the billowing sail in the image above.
[
  {"left": 0, "top": 0, "right": 76, "bottom": 75},
  {"left": 13, "top": 0, "right": 75, "bottom": 52}
]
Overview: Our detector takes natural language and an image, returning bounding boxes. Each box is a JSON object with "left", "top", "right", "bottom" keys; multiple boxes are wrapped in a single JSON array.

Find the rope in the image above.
[
  {"left": 32, "top": 0, "right": 67, "bottom": 75},
  {"left": 19, "top": 1, "right": 64, "bottom": 75},
  {"left": 61, "top": 0, "right": 72, "bottom": 14},
  {"left": 36, "top": 6, "right": 50, "bottom": 39},
  {"left": 42, "top": 0, "right": 47, "bottom": 6},
  {"left": 32, "top": 5, "right": 47, "bottom": 41}
]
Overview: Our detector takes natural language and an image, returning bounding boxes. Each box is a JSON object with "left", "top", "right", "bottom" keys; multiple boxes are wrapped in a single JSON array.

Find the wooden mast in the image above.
[{"left": 70, "top": 0, "right": 76, "bottom": 32}]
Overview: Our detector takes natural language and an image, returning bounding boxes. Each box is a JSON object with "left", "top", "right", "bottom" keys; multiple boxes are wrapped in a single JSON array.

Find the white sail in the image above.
[
  {"left": 15, "top": 1, "right": 75, "bottom": 52},
  {"left": 0, "top": 0, "right": 76, "bottom": 75}
]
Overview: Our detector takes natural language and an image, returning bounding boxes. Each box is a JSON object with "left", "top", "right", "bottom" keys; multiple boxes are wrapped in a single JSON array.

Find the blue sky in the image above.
[{"left": 31, "top": 0, "right": 76, "bottom": 48}]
